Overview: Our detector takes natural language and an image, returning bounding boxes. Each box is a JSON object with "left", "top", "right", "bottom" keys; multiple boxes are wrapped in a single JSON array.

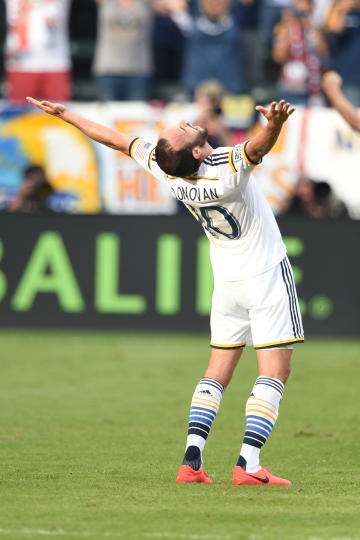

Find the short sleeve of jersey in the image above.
[
  {"left": 229, "top": 141, "right": 260, "bottom": 175},
  {"left": 205, "top": 142, "right": 259, "bottom": 192},
  {"left": 129, "top": 137, "right": 166, "bottom": 182}
]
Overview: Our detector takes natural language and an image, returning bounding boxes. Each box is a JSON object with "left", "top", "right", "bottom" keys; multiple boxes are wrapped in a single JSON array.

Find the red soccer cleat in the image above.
[
  {"left": 176, "top": 465, "right": 212, "bottom": 483},
  {"left": 233, "top": 466, "right": 291, "bottom": 486}
]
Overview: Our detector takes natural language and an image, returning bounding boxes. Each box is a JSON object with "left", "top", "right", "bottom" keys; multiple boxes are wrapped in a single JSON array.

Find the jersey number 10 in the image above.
[{"left": 187, "top": 205, "right": 241, "bottom": 240}]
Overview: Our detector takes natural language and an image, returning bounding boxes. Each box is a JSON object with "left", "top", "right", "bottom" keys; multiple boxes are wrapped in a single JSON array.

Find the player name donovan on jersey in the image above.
[{"left": 130, "top": 138, "right": 287, "bottom": 282}]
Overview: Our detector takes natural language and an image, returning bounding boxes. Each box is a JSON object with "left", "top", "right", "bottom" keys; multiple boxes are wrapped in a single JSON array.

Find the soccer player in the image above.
[
  {"left": 27, "top": 96, "right": 303, "bottom": 486},
  {"left": 322, "top": 70, "right": 360, "bottom": 132}
]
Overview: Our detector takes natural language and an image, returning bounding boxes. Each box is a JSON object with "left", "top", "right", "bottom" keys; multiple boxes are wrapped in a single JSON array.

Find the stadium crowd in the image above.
[
  {"left": 0, "top": 0, "right": 359, "bottom": 218},
  {"left": 1, "top": 0, "right": 360, "bottom": 105}
]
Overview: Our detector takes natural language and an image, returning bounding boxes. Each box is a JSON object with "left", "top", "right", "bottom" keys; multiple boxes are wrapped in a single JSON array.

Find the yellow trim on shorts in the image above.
[
  {"left": 210, "top": 341, "right": 246, "bottom": 349},
  {"left": 254, "top": 337, "right": 304, "bottom": 350}
]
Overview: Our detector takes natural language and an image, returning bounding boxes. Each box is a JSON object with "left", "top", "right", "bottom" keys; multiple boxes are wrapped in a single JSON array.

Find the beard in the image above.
[{"left": 194, "top": 126, "right": 208, "bottom": 147}]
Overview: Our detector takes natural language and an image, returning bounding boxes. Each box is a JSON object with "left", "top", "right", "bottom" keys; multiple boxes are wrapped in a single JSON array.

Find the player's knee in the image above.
[
  {"left": 282, "top": 363, "right": 291, "bottom": 384},
  {"left": 276, "top": 357, "right": 291, "bottom": 384},
  {"left": 257, "top": 346, "right": 292, "bottom": 384}
]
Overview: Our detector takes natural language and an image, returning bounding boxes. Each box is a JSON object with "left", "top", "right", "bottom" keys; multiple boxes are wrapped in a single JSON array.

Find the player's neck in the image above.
[{"left": 199, "top": 143, "right": 213, "bottom": 163}]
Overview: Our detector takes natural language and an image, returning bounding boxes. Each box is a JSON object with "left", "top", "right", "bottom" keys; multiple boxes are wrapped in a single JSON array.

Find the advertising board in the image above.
[{"left": 0, "top": 214, "right": 358, "bottom": 336}]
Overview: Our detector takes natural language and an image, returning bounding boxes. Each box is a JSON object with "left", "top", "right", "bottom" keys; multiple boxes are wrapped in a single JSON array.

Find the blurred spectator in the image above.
[
  {"left": 194, "top": 79, "right": 233, "bottom": 147},
  {"left": 235, "top": 0, "right": 262, "bottom": 92},
  {"left": 181, "top": 0, "right": 244, "bottom": 97},
  {"left": 4, "top": 0, "right": 72, "bottom": 103},
  {"left": 0, "top": 2, "right": 5, "bottom": 85},
  {"left": 286, "top": 177, "right": 348, "bottom": 217},
  {"left": 272, "top": 0, "right": 328, "bottom": 104},
  {"left": 257, "top": 0, "right": 292, "bottom": 86},
  {"left": 312, "top": 0, "right": 333, "bottom": 26},
  {"left": 6, "top": 165, "right": 54, "bottom": 213},
  {"left": 322, "top": 70, "right": 360, "bottom": 131},
  {"left": 92, "top": 0, "right": 153, "bottom": 101},
  {"left": 152, "top": 0, "right": 191, "bottom": 99},
  {"left": 324, "top": 0, "right": 360, "bottom": 106}
]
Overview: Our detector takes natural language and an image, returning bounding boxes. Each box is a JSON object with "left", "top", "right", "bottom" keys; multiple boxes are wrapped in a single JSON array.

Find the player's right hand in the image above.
[{"left": 26, "top": 97, "right": 66, "bottom": 117}]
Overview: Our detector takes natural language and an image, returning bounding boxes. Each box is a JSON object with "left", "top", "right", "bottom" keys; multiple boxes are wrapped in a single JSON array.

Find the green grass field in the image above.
[{"left": 0, "top": 330, "right": 359, "bottom": 540}]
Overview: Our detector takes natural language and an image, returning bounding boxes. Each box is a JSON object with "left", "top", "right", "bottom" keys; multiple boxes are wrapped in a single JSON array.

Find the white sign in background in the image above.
[
  {"left": 87, "top": 103, "right": 360, "bottom": 217},
  {"left": 304, "top": 108, "right": 360, "bottom": 219},
  {"left": 71, "top": 102, "right": 200, "bottom": 215},
  {"left": 254, "top": 106, "right": 360, "bottom": 218},
  {"left": 12, "top": 102, "right": 359, "bottom": 216}
]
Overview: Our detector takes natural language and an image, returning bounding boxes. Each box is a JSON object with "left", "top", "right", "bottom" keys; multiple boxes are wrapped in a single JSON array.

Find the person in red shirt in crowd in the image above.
[
  {"left": 272, "top": 0, "right": 328, "bottom": 105},
  {"left": 4, "top": 0, "right": 72, "bottom": 103}
]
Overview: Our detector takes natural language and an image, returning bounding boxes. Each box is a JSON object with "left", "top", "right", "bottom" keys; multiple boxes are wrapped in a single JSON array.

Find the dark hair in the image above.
[
  {"left": 23, "top": 165, "right": 53, "bottom": 200},
  {"left": 155, "top": 138, "right": 201, "bottom": 177},
  {"left": 24, "top": 165, "right": 47, "bottom": 184}
]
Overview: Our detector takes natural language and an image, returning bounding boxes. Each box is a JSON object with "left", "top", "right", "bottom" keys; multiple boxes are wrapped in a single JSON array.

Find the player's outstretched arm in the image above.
[
  {"left": 245, "top": 100, "right": 295, "bottom": 163},
  {"left": 322, "top": 71, "right": 360, "bottom": 132},
  {"left": 26, "top": 97, "right": 134, "bottom": 155}
]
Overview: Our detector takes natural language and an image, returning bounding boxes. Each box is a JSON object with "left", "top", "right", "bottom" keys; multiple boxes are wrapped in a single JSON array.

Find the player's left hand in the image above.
[{"left": 255, "top": 100, "right": 295, "bottom": 127}]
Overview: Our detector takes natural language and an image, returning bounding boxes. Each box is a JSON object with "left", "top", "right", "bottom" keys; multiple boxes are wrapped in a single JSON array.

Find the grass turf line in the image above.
[{"left": 0, "top": 330, "right": 359, "bottom": 540}]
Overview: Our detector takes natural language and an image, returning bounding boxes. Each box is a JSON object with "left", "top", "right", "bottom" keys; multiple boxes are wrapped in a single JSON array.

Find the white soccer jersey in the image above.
[{"left": 130, "top": 138, "right": 286, "bottom": 281}]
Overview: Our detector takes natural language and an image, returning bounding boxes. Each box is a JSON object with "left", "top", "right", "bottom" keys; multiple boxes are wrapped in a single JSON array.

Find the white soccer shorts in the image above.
[{"left": 210, "top": 256, "right": 304, "bottom": 350}]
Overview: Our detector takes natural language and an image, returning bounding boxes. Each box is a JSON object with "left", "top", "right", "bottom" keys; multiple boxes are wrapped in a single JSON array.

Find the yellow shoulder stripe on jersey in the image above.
[
  {"left": 229, "top": 148, "right": 237, "bottom": 173},
  {"left": 254, "top": 337, "right": 304, "bottom": 349},
  {"left": 129, "top": 137, "right": 141, "bottom": 158},
  {"left": 186, "top": 175, "right": 219, "bottom": 181},
  {"left": 243, "top": 141, "right": 261, "bottom": 166},
  {"left": 242, "top": 142, "right": 255, "bottom": 166},
  {"left": 166, "top": 175, "right": 219, "bottom": 181},
  {"left": 148, "top": 148, "right": 155, "bottom": 170}
]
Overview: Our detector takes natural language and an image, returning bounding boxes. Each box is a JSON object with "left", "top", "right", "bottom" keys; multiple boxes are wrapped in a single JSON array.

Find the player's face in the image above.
[
  {"left": 158, "top": 121, "right": 208, "bottom": 151},
  {"left": 201, "top": 0, "right": 231, "bottom": 19}
]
